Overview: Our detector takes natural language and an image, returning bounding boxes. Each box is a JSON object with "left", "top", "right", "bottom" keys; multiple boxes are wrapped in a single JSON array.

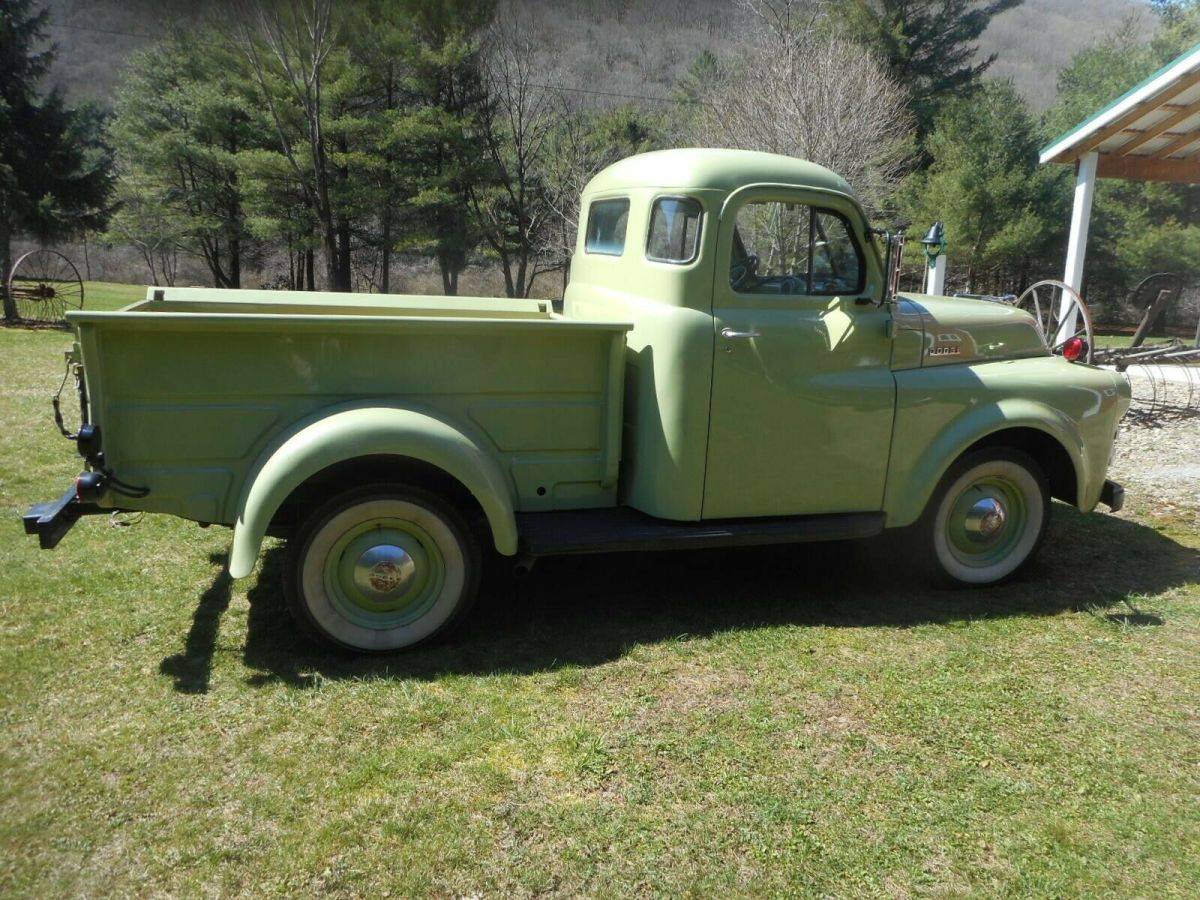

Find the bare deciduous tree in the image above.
[
  {"left": 738, "top": 0, "right": 826, "bottom": 42},
  {"left": 537, "top": 102, "right": 594, "bottom": 294},
  {"left": 472, "top": 11, "right": 561, "bottom": 298},
  {"left": 536, "top": 99, "right": 633, "bottom": 295},
  {"left": 687, "top": 0, "right": 913, "bottom": 213},
  {"left": 104, "top": 173, "right": 182, "bottom": 287},
  {"left": 234, "top": 0, "right": 351, "bottom": 290}
]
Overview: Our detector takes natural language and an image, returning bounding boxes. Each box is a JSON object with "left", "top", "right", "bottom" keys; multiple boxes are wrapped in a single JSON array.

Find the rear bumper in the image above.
[
  {"left": 22, "top": 487, "right": 103, "bottom": 549},
  {"left": 1100, "top": 479, "right": 1125, "bottom": 513}
]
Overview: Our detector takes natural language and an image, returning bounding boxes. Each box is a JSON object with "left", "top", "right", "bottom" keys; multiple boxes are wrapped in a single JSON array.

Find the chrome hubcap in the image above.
[
  {"left": 352, "top": 544, "right": 418, "bottom": 602},
  {"left": 963, "top": 497, "right": 1007, "bottom": 543}
]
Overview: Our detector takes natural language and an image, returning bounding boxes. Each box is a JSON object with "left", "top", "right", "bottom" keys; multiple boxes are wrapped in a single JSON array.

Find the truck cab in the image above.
[{"left": 567, "top": 149, "right": 897, "bottom": 523}]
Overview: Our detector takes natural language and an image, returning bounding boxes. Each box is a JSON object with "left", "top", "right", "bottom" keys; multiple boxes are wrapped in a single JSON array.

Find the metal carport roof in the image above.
[
  {"left": 1039, "top": 42, "right": 1200, "bottom": 296},
  {"left": 1040, "top": 41, "right": 1200, "bottom": 182}
]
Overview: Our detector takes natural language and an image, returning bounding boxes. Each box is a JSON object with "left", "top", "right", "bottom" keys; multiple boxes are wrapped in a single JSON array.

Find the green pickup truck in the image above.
[{"left": 25, "top": 149, "right": 1130, "bottom": 653}]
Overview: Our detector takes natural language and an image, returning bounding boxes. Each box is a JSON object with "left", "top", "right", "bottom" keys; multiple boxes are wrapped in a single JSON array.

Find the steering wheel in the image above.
[{"left": 730, "top": 254, "right": 759, "bottom": 291}]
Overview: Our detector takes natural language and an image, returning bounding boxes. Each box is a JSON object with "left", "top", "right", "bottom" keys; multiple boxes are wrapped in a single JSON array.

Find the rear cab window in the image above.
[
  {"left": 646, "top": 197, "right": 703, "bottom": 264},
  {"left": 585, "top": 199, "right": 631, "bottom": 256}
]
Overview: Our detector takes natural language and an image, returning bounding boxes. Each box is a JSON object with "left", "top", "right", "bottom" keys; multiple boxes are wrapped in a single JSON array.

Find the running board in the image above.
[{"left": 515, "top": 508, "right": 885, "bottom": 557}]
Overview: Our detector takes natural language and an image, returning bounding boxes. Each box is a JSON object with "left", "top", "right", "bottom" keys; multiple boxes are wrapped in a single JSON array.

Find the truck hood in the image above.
[{"left": 897, "top": 293, "right": 1048, "bottom": 367}]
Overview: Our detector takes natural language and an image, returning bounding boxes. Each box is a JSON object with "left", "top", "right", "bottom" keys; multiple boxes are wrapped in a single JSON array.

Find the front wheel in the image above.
[
  {"left": 919, "top": 448, "right": 1050, "bottom": 585},
  {"left": 282, "top": 483, "right": 480, "bottom": 652}
]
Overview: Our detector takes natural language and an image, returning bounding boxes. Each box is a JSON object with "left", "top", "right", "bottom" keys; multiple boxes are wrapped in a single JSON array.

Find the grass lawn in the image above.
[
  {"left": 1094, "top": 332, "right": 1137, "bottom": 350},
  {"left": 2, "top": 284, "right": 1198, "bottom": 897},
  {"left": 82, "top": 281, "right": 145, "bottom": 312}
]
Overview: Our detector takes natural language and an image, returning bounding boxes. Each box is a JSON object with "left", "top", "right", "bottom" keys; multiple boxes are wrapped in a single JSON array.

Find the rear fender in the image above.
[{"left": 228, "top": 403, "right": 518, "bottom": 578}]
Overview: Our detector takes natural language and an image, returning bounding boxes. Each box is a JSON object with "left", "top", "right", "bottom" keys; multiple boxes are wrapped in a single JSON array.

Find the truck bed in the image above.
[{"left": 67, "top": 287, "right": 631, "bottom": 526}]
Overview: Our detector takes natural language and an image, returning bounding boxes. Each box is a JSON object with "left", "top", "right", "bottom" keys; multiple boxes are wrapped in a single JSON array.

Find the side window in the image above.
[
  {"left": 730, "top": 201, "right": 863, "bottom": 295},
  {"left": 811, "top": 211, "right": 862, "bottom": 294},
  {"left": 646, "top": 197, "right": 702, "bottom": 264},
  {"left": 585, "top": 199, "right": 630, "bottom": 256}
]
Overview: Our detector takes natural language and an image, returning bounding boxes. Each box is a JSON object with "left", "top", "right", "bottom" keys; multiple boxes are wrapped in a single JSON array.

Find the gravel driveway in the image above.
[{"left": 1107, "top": 367, "right": 1200, "bottom": 509}]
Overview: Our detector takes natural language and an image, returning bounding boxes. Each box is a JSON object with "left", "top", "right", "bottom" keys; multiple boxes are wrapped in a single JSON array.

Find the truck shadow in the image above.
[
  {"left": 212, "top": 505, "right": 1198, "bottom": 689},
  {"left": 159, "top": 555, "right": 233, "bottom": 694}
]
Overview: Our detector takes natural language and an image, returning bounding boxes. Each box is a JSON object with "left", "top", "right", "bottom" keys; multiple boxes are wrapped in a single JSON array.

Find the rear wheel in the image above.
[
  {"left": 920, "top": 448, "right": 1050, "bottom": 585},
  {"left": 283, "top": 483, "right": 480, "bottom": 652}
]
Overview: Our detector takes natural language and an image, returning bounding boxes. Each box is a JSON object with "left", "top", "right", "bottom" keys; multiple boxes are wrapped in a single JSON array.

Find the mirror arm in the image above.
[{"left": 869, "top": 227, "right": 907, "bottom": 307}]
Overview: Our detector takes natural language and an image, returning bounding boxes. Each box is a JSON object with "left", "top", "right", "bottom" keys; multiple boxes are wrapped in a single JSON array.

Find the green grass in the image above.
[
  {"left": 1094, "top": 333, "right": 1136, "bottom": 350},
  {"left": 2, "top": 284, "right": 1199, "bottom": 897},
  {"left": 82, "top": 281, "right": 145, "bottom": 312}
]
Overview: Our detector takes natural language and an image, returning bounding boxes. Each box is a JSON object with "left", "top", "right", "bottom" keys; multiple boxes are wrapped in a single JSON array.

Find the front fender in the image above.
[
  {"left": 885, "top": 397, "right": 1086, "bottom": 529},
  {"left": 227, "top": 403, "right": 518, "bottom": 579}
]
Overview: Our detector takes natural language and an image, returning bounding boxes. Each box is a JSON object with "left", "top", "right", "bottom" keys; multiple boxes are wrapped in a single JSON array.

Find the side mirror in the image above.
[{"left": 871, "top": 228, "right": 906, "bottom": 307}]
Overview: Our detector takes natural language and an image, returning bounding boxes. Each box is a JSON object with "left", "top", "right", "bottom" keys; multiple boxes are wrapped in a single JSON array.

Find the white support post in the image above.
[
  {"left": 1058, "top": 151, "right": 1098, "bottom": 341},
  {"left": 925, "top": 255, "right": 946, "bottom": 296}
]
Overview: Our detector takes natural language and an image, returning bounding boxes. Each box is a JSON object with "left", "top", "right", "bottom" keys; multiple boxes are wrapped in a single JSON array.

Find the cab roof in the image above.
[{"left": 584, "top": 148, "right": 855, "bottom": 197}]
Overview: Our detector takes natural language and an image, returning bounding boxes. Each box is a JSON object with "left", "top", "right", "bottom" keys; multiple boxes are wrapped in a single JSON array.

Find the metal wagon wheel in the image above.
[
  {"left": 6, "top": 249, "right": 85, "bottom": 325},
  {"left": 1015, "top": 279, "right": 1095, "bottom": 365}
]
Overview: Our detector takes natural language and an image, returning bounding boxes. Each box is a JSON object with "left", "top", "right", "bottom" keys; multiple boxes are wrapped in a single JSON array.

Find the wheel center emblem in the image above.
[
  {"left": 353, "top": 544, "right": 418, "bottom": 600},
  {"left": 980, "top": 509, "right": 1004, "bottom": 537},
  {"left": 369, "top": 560, "right": 405, "bottom": 593},
  {"left": 964, "top": 496, "right": 1008, "bottom": 543}
]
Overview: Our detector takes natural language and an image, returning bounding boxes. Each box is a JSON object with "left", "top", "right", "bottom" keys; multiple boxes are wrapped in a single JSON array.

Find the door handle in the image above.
[{"left": 720, "top": 327, "right": 760, "bottom": 339}]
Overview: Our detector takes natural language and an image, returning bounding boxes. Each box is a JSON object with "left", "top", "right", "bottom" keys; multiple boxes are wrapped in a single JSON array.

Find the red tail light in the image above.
[{"left": 1062, "top": 336, "right": 1086, "bottom": 361}]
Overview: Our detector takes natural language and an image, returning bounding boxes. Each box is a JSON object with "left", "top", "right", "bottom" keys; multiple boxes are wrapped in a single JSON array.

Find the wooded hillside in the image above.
[
  {"left": 42, "top": 0, "right": 1150, "bottom": 111},
  {"left": 6, "top": 0, "right": 1195, "bottom": 317}
]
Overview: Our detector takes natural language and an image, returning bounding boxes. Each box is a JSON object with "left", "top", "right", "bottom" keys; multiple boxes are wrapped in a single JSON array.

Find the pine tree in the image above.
[
  {"left": 1, "top": 0, "right": 113, "bottom": 320},
  {"left": 109, "top": 27, "right": 262, "bottom": 289},
  {"left": 844, "top": 0, "right": 1024, "bottom": 143},
  {"left": 902, "top": 81, "right": 1063, "bottom": 294},
  {"left": 381, "top": 0, "right": 494, "bottom": 296}
]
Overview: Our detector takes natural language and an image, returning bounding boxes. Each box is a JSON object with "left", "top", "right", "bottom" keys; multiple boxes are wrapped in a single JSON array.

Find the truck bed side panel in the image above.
[{"left": 73, "top": 312, "right": 629, "bottom": 524}]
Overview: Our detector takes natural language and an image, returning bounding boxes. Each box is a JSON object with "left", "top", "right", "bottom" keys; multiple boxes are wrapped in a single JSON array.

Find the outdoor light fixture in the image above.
[
  {"left": 919, "top": 221, "right": 947, "bottom": 294},
  {"left": 920, "top": 221, "right": 946, "bottom": 265}
]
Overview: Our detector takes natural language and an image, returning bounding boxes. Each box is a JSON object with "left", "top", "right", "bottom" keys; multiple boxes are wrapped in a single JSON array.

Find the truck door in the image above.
[{"left": 703, "top": 189, "right": 896, "bottom": 519}]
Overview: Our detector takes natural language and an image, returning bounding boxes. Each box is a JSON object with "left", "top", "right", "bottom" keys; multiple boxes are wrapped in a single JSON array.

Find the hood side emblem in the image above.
[{"left": 929, "top": 333, "right": 963, "bottom": 357}]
